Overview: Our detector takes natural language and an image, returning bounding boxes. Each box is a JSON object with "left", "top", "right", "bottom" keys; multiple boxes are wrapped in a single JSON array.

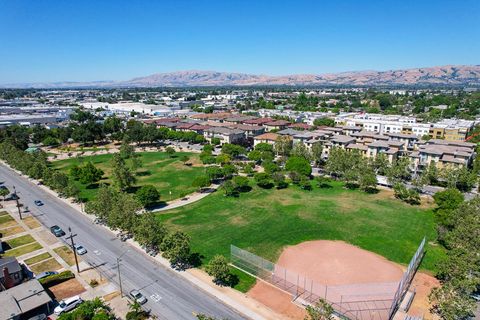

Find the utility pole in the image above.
[
  {"left": 12, "top": 186, "right": 22, "bottom": 220},
  {"left": 116, "top": 249, "right": 129, "bottom": 297},
  {"left": 66, "top": 227, "right": 80, "bottom": 273}
]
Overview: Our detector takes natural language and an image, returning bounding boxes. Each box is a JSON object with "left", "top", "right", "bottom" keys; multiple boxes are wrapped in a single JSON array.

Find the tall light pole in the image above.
[
  {"left": 117, "top": 249, "right": 129, "bottom": 297},
  {"left": 66, "top": 227, "right": 80, "bottom": 273}
]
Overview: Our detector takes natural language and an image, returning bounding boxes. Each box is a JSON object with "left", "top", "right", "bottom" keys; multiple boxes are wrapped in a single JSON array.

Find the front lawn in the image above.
[
  {"left": 158, "top": 181, "right": 444, "bottom": 291},
  {"left": 51, "top": 151, "right": 205, "bottom": 202}
]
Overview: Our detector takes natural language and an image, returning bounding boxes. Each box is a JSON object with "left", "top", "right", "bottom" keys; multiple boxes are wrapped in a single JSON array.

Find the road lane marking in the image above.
[{"left": 150, "top": 293, "right": 162, "bottom": 302}]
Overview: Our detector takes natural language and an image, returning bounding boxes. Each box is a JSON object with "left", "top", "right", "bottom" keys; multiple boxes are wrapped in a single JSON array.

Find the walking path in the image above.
[{"left": 151, "top": 184, "right": 220, "bottom": 212}]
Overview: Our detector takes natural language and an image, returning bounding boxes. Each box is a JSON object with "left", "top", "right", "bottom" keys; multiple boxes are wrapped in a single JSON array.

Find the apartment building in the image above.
[
  {"left": 411, "top": 140, "right": 476, "bottom": 171},
  {"left": 335, "top": 113, "right": 475, "bottom": 141}
]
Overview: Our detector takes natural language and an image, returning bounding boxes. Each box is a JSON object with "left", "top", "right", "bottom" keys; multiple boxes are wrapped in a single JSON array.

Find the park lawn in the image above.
[
  {"left": 23, "top": 216, "right": 41, "bottom": 229},
  {"left": 158, "top": 181, "right": 445, "bottom": 291},
  {"left": 51, "top": 151, "right": 205, "bottom": 202}
]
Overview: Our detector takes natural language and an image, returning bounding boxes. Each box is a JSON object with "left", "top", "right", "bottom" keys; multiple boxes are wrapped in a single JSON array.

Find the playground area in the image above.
[{"left": 233, "top": 239, "right": 434, "bottom": 320}]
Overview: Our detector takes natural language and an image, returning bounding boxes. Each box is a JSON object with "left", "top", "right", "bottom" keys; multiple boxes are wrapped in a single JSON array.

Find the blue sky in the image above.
[{"left": 0, "top": 0, "right": 479, "bottom": 83}]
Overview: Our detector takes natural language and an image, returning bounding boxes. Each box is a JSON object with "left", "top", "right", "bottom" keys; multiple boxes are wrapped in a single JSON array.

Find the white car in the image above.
[
  {"left": 54, "top": 296, "right": 83, "bottom": 314},
  {"left": 129, "top": 289, "right": 147, "bottom": 304},
  {"left": 74, "top": 244, "right": 87, "bottom": 255}
]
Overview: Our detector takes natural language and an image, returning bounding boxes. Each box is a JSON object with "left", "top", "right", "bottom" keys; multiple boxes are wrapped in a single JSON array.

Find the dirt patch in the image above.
[
  {"left": 248, "top": 281, "right": 306, "bottom": 320},
  {"left": 408, "top": 272, "right": 440, "bottom": 319},
  {"left": 0, "top": 225, "right": 25, "bottom": 237},
  {"left": 49, "top": 278, "right": 86, "bottom": 300},
  {"left": 54, "top": 246, "right": 77, "bottom": 266},
  {"left": 29, "top": 257, "right": 63, "bottom": 274},
  {"left": 23, "top": 216, "right": 41, "bottom": 229},
  {"left": 229, "top": 215, "right": 248, "bottom": 226},
  {"left": 36, "top": 229, "right": 59, "bottom": 246}
]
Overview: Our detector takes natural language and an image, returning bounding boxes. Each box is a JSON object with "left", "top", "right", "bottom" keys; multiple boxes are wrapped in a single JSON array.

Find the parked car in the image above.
[
  {"left": 54, "top": 296, "right": 83, "bottom": 315},
  {"left": 27, "top": 314, "right": 49, "bottom": 320},
  {"left": 471, "top": 293, "right": 480, "bottom": 301},
  {"left": 129, "top": 289, "right": 147, "bottom": 304},
  {"left": 74, "top": 244, "right": 87, "bottom": 255},
  {"left": 50, "top": 225, "right": 65, "bottom": 237},
  {"left": 34, "top": 200, "right": 44, "bottom": 206},
  {"left": 119, "top": 232, "right": 132, "bottom": 242},
  {"left": 35, "top": 271, "right": 58, "bottom": 280}
]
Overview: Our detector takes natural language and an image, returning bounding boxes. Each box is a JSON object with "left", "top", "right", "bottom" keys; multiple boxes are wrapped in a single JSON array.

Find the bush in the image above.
[
  {"left": 135, "top": 185, "right": 160, "bottom": 208},
  {"left": 39, "top": 270, "right": 75, "bottom": 287},
  {"left": 205, "top": 255, "right": 232, "bottom": 286},
  {"left": 285, "top": 156, "right": 312, "bottom": 176},
  {"left": 254, "top": 172, "right": 273, "bottom": 189}
]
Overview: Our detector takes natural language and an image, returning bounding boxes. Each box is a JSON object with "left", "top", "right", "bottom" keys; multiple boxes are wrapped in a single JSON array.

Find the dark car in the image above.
[
  {"left": 50, "top": 225, "right": 65, "bottom": 237},
  {"left": 34, "top": 200, "right": 44, "bottom": 206}
]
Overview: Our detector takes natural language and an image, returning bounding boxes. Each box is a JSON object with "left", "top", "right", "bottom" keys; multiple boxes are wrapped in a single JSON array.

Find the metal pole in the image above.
[
  {"left": 68, "top": 227, "right": 80, "bottom": 273},
  {"left": 117, "top": 257, "right": 123, "bottom": 297},
  {"left": 13, "top": 186, "right": 22, "bottom": 220}
]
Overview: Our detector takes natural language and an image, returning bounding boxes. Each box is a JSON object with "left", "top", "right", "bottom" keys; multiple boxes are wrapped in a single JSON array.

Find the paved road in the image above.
[{"left": 0, "top": 164, "right": 246, "bottom": 320}]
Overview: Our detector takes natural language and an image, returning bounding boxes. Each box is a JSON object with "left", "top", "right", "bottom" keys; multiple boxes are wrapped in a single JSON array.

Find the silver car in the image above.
[
  {"left": 129, "top": 289, "right": 147, "bottom": 304},
  {"left": 74, "top": 244, "right": 87, "bottom": 255}
]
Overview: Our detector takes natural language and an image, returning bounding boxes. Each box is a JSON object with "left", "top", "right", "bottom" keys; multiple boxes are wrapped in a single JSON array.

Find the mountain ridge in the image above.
[{"left": 3, "top": 65, "right": 480, "bottom": 88}]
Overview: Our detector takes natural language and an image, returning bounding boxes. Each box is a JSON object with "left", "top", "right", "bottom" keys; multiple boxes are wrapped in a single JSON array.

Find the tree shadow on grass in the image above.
[
  {"left": 146, "top": 201, "right": 168, "bottom": 210},
  {"left": 85, "top": 183, "right": 100, "bottom": 190},
  {"left": 136, "top": 170, "right": 151, "bottom": 177}
]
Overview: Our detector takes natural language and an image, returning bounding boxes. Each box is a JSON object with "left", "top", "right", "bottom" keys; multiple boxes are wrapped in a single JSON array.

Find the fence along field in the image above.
[{"left": 230, "top": 237, "right": 425, "bottom": 320}]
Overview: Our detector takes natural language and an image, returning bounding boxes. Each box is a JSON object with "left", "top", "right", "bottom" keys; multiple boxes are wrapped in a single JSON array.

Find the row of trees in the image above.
[
  {"left": 429, "top": 194, "right": 480, "bottom": 318},
  {"left": 86, "top": 185, "right": 192, "bottom": 269}
]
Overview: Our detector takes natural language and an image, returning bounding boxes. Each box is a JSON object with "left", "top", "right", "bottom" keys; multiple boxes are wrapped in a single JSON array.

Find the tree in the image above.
[
  {"left": 160, "top": 231, "right": 191, "bottom": 268},
  {"left": 386, "top": 157, "right": 411, "bottom": 185},
  {"left": 272, "top": 172, "right": 288, "bottom": 189},
  {"left": 216, "top": 153, "right": 231, "bottom": 166},
  {"left": 254, "top": 172, "right": 273, "bottom": 188},
  {"left": 358, "top": 166, "right": 377, "bottom": 192},
  {"left": 192, "top": 175, "right": 211, "bottom": 191},
  {"left": 292, "top": 142, "right": 311, "bottom": 161},
  {"left": 205, "top": 166, "right": 224, "bottom": 182},
  {"left": 135, "top": 185, "right": 160, "bottom": 208},
  {"left": 165, "top": 146, "right": 175, "bottom": 158},
  {"left": 313, "top": 117, "right": 335, "bottom": 127},
  {"left": 222, "top": 180, "right": 237, "bottom": 197},
  {"left": 304, "top": 298, "right": 334, "bottom": 320},
  {"left": 232, "top": 175, "right": 250, "bottom": 192},
  {"left": 42, "top": 136, "right": 60, "bottom": 147},
  {"left": 180, "top": 155, "right": 190, "bottom": 165},
  {"left": 85, "top": 185, "right": 117, "bottom": 220},
  {"left": 133, "top": 212, "right": 167, "bottom": 248},
  {"left": 274, "top": 136, "right": 292, "bottom": 156},
  {"left": 126, "top": 300, "right": 149, "bottom": 320},
  {"left": 78, "top": 162, "right": 104, "bottom": 185},
  {"left": 111, "top": 154, "right": 136, "bottom": 191},
  {"left": 286, "top": 156, "right": 312, "bottom": 176},
  {"left": 0, "top": 187, "right": 9, "bottom": 201},
  {"left": 221, "top": 144, "right": 245, "bottom": 158},
  {"left": 433, "top": 189, "right": 465, "bottom": 228},
  {"left": 247, "top": 150, "right": 262, "bottom": 163},
  {"left": 311, "top": 142, "right": 324, "bottom": 166},
  {"left": 58, "top": 298, "right": 115, "bottom": 320},
  {"left": 243, "top": 164, "right": 255, "bottom": 176},
  {"left": 255, "top": 143, "right": 273, "bottom": 152},
  {"left": 205, "top": 255, "right": 232, "bottom": 285}
]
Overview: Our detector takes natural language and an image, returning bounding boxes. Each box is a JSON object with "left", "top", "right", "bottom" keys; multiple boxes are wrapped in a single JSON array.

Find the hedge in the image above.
[{"left": 39, "top": 270, "right": 75, "bottom": 287}]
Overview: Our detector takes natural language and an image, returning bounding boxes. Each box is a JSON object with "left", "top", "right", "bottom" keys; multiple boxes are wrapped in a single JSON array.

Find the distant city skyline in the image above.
[{"left": 0, "top": 0, "right": 479, "bottom": 84}]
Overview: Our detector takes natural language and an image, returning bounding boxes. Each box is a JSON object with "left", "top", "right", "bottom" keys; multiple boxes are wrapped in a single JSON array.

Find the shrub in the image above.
[
  {"left": 39, "top": 270, "right": 75, "bottom": 287},
  {"left": 254, "top": 172, "right": 273, "bottom": 189}
]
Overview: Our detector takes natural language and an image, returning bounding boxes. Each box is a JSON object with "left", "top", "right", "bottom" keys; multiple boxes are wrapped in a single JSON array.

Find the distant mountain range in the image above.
[{"left": 3, "top": 65, "right": 480, "bottom": 88}]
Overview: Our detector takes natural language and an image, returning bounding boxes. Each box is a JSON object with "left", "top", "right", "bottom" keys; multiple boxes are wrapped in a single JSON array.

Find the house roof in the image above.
[
  {"left": 232, "top": 124, "right": 264, "bottom": 131},
  {"left": 0, "top": 257, "right": 22, "bottom": 275},
  {"left": 331, "top": 135, "right": 356, "bottom": 144},
  {"left": 175, "top": 122, "right": 197, "bottom": 129},
  {"left": 289, "top": 123, "right": 313, "bottom": 130},
  {"left": 254, "top": 132, "right": 280, "bottom": 141},
  {"left": 346, "top": 143, "right": 368, "bottom": 151},
  {"left": 277, "top": 128, "right": 304, "bottom": 136},
  {"left": 243, "top": 117, "right": 273, "bottom": 125},
  {"left": 0, "top": 280, "right": 52, "bottom": 320},
  {"left": 368, "top": 141, "right": 390, "bottom": 148},
  {"left": 264, "top": 120, "right": 290, "bottom": 126},
  {"left": 205, "top": 127, "right": 245, "bottom": 135}
]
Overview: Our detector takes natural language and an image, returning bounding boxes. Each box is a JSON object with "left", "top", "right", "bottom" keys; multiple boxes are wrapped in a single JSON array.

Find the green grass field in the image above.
[
  {"left": 51, "top": 151, "right": 205, "bottom": 202},
  {"left": 158, "top": 180, "right": 444, "bottom": 291}
]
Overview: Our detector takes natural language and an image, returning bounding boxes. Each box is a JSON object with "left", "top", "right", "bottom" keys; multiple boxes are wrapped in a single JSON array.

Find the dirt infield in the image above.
[{"left": 247, "top": 240, "right": 434, "bottom": 320}]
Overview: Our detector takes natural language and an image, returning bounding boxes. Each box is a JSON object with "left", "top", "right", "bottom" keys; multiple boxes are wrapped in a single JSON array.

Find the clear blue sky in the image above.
[{"left": 1, "top": 0, "right": 479, "bottom": 83}]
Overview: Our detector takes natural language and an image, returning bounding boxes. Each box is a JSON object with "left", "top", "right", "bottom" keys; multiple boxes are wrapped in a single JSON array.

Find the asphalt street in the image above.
[{"left": 0, "top": 164, "right": 247, "bottom": 320}]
